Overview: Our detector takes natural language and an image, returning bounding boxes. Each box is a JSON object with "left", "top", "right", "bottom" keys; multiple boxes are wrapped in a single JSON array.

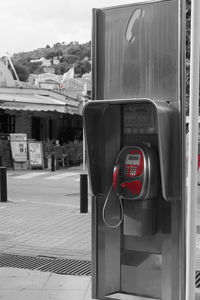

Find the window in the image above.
[{"left": 0, "top": 114, "right": 15, "bottom": 134}]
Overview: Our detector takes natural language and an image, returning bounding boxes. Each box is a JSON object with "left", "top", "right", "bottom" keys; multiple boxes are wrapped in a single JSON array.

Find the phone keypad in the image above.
[{"left": 125, "top": 165, "right": 137, "bottom": 177}]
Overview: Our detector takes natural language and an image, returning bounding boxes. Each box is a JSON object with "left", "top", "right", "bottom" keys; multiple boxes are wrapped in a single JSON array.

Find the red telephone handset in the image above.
[{"left": 113, "top": 165, "right": 119, "bottom": 191}]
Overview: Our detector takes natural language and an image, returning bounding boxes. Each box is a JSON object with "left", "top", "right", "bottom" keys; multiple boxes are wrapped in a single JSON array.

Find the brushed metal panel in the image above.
[
  {"left": 87, "top": 105, "right": 122, "bottom": 299},
  {"left": 123, "top": 199, "right": 156, "bottom": 236},
  {"left": 83, "top": 103, "right": 121, "bottom": 195},
  {"left": 121, "top": 250, "right": 162, "bottom": 299},
  {"left": 161, "top": 234, "right": 173, "bottom": 299},
  {"left": 124, "top": 234, "right": 162, "bottom": 254},
  {"left": 122, "top": 250, "right": 162, "bottom": 269},
  {"left": 154, "top": 101, "right": 180, "bottom": 201},
  {"left": 121, "top": 263, "right": 162, "bottom": 299},
  {"left": 83, "top": 103, "right": 106, "bottom": 195},
  {"left": 95, "top": 1, "right": 178, "bottom": 103},
  {"left": 91, "top": 195, "right": 97, "bottom": 299},
  {"left": 95, "top": 194, "right": 121, "bottom": 299}
]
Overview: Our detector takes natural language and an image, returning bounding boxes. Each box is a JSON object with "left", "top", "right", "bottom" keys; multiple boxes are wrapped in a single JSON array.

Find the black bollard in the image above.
[
  {"left": 51, "top": 154, "right": 56, "bottom": 171},
  {"left": 0, "top": 167, "right": 7, "bottom": 202},
  {"left": 80, "top": 174, "right": 88, "bottom": 213}
]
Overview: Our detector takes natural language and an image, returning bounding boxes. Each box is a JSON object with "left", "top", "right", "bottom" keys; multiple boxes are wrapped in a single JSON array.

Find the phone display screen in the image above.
[
  {"left": 123, "top": 149, "right": 144, "bottom": 178},
  {"left": 125, "top": 154, "right": 140, "bottom": 165}
]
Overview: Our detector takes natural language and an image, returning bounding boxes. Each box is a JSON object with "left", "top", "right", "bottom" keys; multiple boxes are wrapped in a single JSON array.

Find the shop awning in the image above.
[{"left": 0, "top": 93, "right": 75, "bottom": 114}]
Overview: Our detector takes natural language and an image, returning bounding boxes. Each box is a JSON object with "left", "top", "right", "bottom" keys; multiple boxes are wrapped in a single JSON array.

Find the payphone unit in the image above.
[
  {"left": 83, "top": 98, "right": 184, "bottom": 300},
  {"left": 103, "top": 144, "right": 160, "bottom": 230},
  {"left": 84, "top": 0, "right": 185, "bottom": 298}
]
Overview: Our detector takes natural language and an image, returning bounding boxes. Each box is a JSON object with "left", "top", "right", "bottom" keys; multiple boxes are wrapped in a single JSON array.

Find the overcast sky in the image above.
[{"left": 0, "top": 0, "right": 145, "bottom": 57}]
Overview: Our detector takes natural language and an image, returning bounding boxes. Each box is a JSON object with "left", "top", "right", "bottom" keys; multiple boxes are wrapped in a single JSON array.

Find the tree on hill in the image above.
[
  {"left": 9, "top": 41, "right": 91, "bottom": 79},
  {"left": 54, "top": 62, "right": 70, "bottom": 75},
  {"left": 74, "top": 60, "right": 91, "bottom": 77},
  {"left": 28, "top": 62, "right": 43, "bottom": 74},
  {"left": 61, "top": 54, "right": 77, "bottom": 64},
  {"left": 45, "top": 50, "right": 63, "bottom": 60}
]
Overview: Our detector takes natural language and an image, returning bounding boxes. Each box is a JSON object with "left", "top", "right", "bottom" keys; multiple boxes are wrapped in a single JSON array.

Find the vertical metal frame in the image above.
[
  {"left": 90, "top": 1, "right": 186, "bottom": 299},
  {"left": 178, "top": 0, "right": 186, "bottom": 299},
  {"left": 92, "top": 9, "right": 98, "bottom": 101}
]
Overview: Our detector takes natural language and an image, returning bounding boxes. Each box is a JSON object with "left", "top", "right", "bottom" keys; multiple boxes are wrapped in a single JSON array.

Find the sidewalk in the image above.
[
  {"left": 0, "top": 195, "right": 91, "bottom": 260},
  {"left": 1, "top": 165, "right": 200, "bottom": 299},
  {"left": 0, "top": 268, "right": 92, "bottom": 300},
  {"left": 0, "top": 165, "right": 94, "bottom": 300}
]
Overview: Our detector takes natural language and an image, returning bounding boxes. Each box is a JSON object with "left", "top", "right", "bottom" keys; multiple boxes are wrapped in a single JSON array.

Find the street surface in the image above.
[
  {"left": 2, "top": 167, "right": 200, "bottom": 298},
  {"left": 7, "top": 168, "right": 89, "bottom": 207},
  {"left": 0, "top": 167, "right": 93, "bottom": 300},
  {"left": 0, "top": 167, "right": 91, "bottom": 260}
]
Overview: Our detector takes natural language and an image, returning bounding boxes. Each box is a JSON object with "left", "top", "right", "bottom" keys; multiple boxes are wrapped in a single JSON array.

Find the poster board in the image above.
[
  {"left": 28, "top": 141, "right": 44, "bottom": 170},
  {"left": 10, "top": 133, "right": 28, "bottom": 170},
  {"left": 10, "top": 133, "right": 27, "bottom": 162}
]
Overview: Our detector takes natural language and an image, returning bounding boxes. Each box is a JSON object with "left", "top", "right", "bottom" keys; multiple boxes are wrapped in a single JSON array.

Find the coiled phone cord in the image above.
[{"left": 102, "top": 183, "right": 124, "bottom": 229}]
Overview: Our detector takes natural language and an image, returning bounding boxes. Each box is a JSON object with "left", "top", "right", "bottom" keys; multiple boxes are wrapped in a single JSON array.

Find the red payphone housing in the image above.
[
  {"left": 113, "top": 145, "right": 159, "bottom": 200},
  {"left": 104, "top": 144, "right": 160, "bottom": 235}
]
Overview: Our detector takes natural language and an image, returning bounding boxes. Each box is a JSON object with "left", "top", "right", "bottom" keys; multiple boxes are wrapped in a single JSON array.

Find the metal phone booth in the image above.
[{"left": 83, "top": 1, "right": 186, "bottom": 299}]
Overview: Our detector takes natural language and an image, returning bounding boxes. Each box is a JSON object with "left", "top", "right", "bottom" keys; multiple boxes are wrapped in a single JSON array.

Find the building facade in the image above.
[{"left": 0, "top": 60, "right": 83, "bottom": 168}]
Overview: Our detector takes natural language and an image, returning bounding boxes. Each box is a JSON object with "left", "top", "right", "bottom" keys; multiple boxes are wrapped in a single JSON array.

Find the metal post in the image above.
[
  {"left": 83, "top": 125, "right": 86, "bottom": 171},
  {"left": 186, "top": 0, "right": 200, "bottom": 299},
  {"left": 51, "top": 154, "right": 56, "bottom": 172},
  {"left": 82, "top": 96, "right": 86, "bottom": 171},
  {"left": 0, "top": 154, "right": 3, "bottom": 167},
  {"left": 0, "top": 167, "right": 7, "bottom": 202},
  {"left": 80, "top": 174, "right": 88, "bottom": 213}
]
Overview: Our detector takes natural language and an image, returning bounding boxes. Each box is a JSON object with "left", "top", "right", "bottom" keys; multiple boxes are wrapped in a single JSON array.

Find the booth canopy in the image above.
[{"left": 0, "top": 93, "right": 77, "bottom": 114}]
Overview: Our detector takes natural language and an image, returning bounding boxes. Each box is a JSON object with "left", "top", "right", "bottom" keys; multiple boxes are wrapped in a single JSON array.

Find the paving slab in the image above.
[
  {"left": 0, "top": 199, "right": 91, "bottom": 260},
  {"left": 0, "top": 267, "right": 93, "bottom": 300}
]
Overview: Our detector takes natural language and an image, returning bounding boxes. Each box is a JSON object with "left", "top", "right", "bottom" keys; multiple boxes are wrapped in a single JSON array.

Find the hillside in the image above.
[{"left": 9, "top": 41, "right": 91, "bottom": 82}]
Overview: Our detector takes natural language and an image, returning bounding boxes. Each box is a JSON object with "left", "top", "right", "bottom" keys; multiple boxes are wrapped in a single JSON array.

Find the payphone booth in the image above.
[{"left": 84, "top": 1, "right": 186, "bottom": 300}]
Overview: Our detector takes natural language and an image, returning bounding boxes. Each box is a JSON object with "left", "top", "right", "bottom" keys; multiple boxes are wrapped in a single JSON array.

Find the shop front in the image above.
[{"left": 0, "top": 87, "right": 83, "bottom": 169}]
